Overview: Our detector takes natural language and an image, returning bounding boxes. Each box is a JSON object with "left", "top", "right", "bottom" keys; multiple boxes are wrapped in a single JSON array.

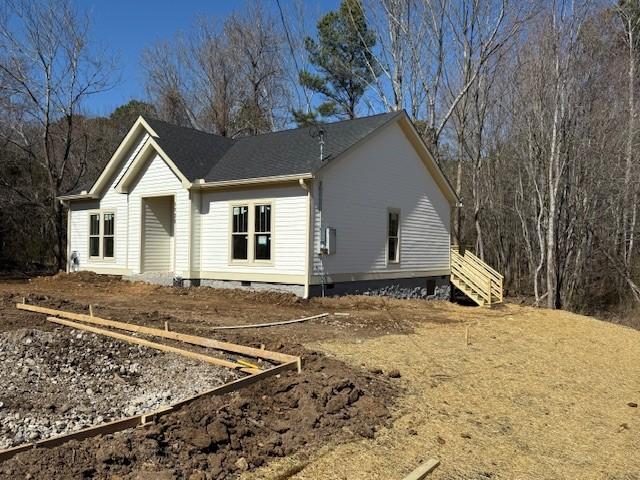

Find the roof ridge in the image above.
[
  {"left": 143, "top": 116, "right": 235, "bottom": 142},
  {"left": 236, "top": 110, "right": 402, "bottom": 140},
  {"left": 143, "top": 111, "right": 403, "bottom": 142}
]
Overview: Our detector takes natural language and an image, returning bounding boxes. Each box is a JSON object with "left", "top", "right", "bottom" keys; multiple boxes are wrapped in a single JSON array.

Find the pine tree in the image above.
[{"left": 295, "top": 0, "right": 380, "bottom": 121}]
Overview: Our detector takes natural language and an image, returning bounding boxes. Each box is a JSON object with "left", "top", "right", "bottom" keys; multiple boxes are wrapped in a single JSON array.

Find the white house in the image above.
[{"left": 59, "top": 111, "right": 460, "bottom": 299}]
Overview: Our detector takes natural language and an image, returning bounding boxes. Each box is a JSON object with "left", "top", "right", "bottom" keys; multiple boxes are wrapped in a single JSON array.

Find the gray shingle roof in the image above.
[
  {"left": 144, "top": 111, "right": 402, "bottom": 183},
  {"left": 66, "top": 111, "right": 403, "bottom": 197},
  {"left": 145, "top": 118, "right": 234, "bottom": 180}
]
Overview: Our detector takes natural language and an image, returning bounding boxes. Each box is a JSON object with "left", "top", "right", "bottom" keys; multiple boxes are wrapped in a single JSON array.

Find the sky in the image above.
[{"left": 81, "top": 0, "right": 340, "bottom": 116}]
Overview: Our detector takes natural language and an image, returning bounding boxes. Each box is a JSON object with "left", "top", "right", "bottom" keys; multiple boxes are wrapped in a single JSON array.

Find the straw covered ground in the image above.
[{"left": 244, "top": 303, "right": 640, "bottom": 480}]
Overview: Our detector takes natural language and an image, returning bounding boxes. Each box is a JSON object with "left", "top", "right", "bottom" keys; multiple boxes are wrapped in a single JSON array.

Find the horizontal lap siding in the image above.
[
  {"left": 199, "top": 186, "right": 307, "bottom": 276},
  {"left": 142, "top": 196, "right": 173, "bottom": 272},
  {"left": 313, "top": 122, "right": 451, "bottom": 276},
  {"left": 190, "top": 191, "right": 202, "bottom": 273},
  {"left": 128, "top": 154, "right": 188, "bottom": 275},
  {"left": 68, "top": 134, "right": 148, "bottom": 271}
]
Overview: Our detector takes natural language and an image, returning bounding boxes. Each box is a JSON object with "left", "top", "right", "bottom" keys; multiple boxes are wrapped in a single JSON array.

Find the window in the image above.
[
  {"left": 388, "top": 210, "right": 400, "bottom": 263},
  {"left": 254, "top": 204, "right": 272, "bottom": 260},
  {"left": 103, "top": 213, "right": 115, "bottom": 258},
  {"left": 89, "top": 214, "right": 100, "bottom": 257},
  {"left": 89, "top": 211, "right": 115, "bottom": 260},
  {"left": 230, "top": 202, "right": 274, "bottom": 264},
  {"left": 232, "top": 205, "right": 249, "bottom": 260}
]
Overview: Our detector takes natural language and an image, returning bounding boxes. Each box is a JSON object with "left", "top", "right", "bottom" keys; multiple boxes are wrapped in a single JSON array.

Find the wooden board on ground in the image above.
[
  {"left": 0, "top": 360, "right": 299, "bottom": 463},
  {"left": 16, "top": 303, "right": 300, "bottom": 366},
  {"left": 46, "top": 316, "right": 259, "bottom": 374},
  {"left": 403, "top": 458, "right": 440, "bottom": 480}
]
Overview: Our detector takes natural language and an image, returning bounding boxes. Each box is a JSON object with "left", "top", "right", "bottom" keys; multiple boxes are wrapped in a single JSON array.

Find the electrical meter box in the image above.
[{"left": 320, "top": 227, "right": 336, "bottom": 255}]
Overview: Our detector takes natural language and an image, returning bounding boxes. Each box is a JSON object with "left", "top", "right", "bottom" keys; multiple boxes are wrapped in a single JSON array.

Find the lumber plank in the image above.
[
  {"left": 403, "top": 458, "right": 440, "bottom": 480},
  {"left": 16, "top": 303, "right": 298, "bottom": 364},
  {"left": 164, "top": 360, "right": 300, "bottom": 411},
  {"left": 0, "top": 359, "right": 300, "bottom": 463},
  {"left": 46, "top": 316, "right": 258, "bottom": 373},
  {"left": 0, "top": 416, "right": 143, "bottom": 462}
]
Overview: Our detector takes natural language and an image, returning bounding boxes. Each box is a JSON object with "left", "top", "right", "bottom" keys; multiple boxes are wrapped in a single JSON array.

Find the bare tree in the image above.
[
  {"left": 143, "top": 3, "right": 288, "bottom": 137},
  {"left": 615, "top": 1, "right": 640, "bottom": 300},
  {"left": 0, "top": 0, "right": 113, "bottom": 269}
]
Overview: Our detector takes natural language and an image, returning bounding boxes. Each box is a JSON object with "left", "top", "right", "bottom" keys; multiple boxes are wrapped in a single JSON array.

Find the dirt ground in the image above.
[{"left": 0, "top": 273, "right": 639, "bottom": 479}]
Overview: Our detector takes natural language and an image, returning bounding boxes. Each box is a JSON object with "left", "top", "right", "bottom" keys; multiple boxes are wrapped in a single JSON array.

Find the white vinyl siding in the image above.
[
  {"left": 67, "top": 133, "right": 148, "bottom": 272},
  {"left": 190, "top": 191, "right": 202, "bottom": 273},
  {"left": 142, "top": 196, "right": 173, "bottom": 272},
  {"left": 198, "top": 185, "right": 307, "bottom": 276},
  {"left": 312, "top": 121, "right": 451, "bottom": 278},
  {"left": 127, "top": 154, "right": 189, "bottom": 275}
]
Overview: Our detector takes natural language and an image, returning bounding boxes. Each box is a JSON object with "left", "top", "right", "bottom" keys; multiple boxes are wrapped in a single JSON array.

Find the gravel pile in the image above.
[{"left": 0, "top": 328, "right": 240, "bottom": 449}]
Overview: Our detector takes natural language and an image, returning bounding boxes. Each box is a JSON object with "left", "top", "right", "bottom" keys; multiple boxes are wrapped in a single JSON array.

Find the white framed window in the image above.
[
  {"left": 103, "top": 213, "right": 115, "bottom": 258},
  {"left": 231, "top": 205, "right": 249, "bottom": 261},
  {"left": 387, "top": 209, "right": 400, "bottom": 263},
  {"left": 88, "top": 211, "right": 115, "bottom": 260},
  {"left": 254, "top": 204, "right": 272, "bottom": 261},
  {"left": 229, "top": 201, "right": 273, "bottom": 264},
  {"left": 89, "top": 213, "right": 100, "bottom": 258}
]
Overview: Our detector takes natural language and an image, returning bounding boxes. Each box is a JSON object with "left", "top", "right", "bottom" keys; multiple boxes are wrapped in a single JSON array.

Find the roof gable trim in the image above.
[
  {"left": 312, "top": 111, "right": 403, "bottom": 175},
  {"left": 88, "top": 116, "right": 160, "bottom": 197},
  {"left": 116, "top": 137, "right": 192, "bottom": 193}
]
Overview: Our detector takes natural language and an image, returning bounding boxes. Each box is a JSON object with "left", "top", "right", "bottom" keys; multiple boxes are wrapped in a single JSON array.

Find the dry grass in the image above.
[{"left": 244, "top": 303, "right": 640, "bottom": 480}]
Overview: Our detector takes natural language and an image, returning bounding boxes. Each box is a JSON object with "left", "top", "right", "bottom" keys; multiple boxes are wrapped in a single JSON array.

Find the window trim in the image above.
[
  {"left": 253, "top": 203, "right": 273, "bottom": 263},
  {"left": 228, "top": 200, "right": 275, "bottom": 266},
  {"left": 230, "top": 204, "right": 250, "bottom": 263},
  {"left": 386, "top": 208, "right": 400, "bottom": 265},
  {"left": 88, "top": 209, "right": 116, "bottom": 262}
]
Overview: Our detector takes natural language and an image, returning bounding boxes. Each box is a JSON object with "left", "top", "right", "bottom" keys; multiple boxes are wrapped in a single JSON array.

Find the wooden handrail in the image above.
[
  {"left": 450, "top": 247, "right": 503, "bottom": 305},
  {"left": 451, "top": 257, "right": 491, "bottom": 303},
  {"left": 451, "top": 251, "right": 500, "bottom": 298},
  {"left": 463, "top": 250, "right": 503, "bottom": 280}
]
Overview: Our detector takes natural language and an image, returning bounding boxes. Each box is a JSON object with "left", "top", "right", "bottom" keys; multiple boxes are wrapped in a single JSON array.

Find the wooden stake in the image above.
[
  {"left": 164, "top": 321, "right": 169, "bottom": 332},
  {"left": 89, "top": 304, "right": 93, "bottom": 317}
]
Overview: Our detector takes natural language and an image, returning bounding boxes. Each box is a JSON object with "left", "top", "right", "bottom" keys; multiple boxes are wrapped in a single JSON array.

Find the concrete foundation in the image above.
[
  {"left": 308, "top": 275, "right": 451, "bottom": 300},
  {"left": 123, "top": 273, "right": 305, "bottom": 296},
  {"left": 123, "top": 272, "right": 451, "bottom": 301},
  {"left": 188, "top": 279, "right": 305, "bottom": 296}
]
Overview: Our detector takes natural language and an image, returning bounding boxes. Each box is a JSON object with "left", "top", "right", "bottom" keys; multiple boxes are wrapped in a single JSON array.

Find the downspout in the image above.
[
  {"left": 125, "top": 193, "right": 129, "bottom": 272},
  {"left": 299, "top": 178, "right": 312, "bottom": 299},
  {"left": 63, "top": 200, "right": 71, "bottom": 273}
]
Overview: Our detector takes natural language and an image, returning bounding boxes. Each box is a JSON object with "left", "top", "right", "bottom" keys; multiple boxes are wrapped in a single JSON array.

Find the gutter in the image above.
[
  {"left": 191, "top": 173, "right": 314, "bottom": 190},
  {"left": 57, "top": 191, "right": 99, "bottom": 202}
]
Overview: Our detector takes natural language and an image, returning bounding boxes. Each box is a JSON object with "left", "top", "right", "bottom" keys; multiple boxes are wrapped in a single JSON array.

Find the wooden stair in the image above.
[{"left": 450, "top": 248, "right": 503, "bottom": 306}]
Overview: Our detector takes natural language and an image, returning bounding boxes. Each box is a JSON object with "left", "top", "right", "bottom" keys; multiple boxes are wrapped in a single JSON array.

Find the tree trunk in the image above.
[
  {"left": 54, "top": 200, "right": 65, "bottom": 271},
  {"left": 454, "top": 157, "right": 463, "bottom": 247}
]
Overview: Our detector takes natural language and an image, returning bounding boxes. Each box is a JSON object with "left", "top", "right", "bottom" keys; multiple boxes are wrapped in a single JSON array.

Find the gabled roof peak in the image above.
[{"left": 141, "top": 111, "right": 404, "bottom": 184}]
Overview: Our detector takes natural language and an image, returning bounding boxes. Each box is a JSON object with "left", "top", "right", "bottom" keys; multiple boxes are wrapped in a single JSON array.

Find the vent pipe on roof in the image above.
[{"left": 309, "top": 124, "right": 327, "bottom": 162}]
